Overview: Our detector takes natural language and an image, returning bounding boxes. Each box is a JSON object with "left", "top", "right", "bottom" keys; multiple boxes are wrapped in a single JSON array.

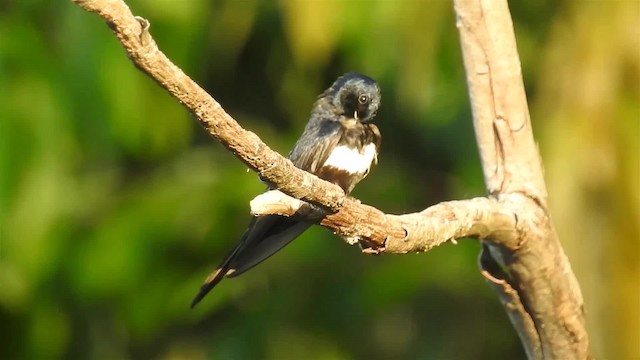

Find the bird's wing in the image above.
[
  {"left": 225, "top": 216, "right": 312, "bottom": 278},
  {"left": 288, "top": 119, "right": 342, "bottom": 173},
  {"left": 220, "top": 120, "right": 344, "bottom": 273},
  {"left": 190, "top": 216, "right": 311, "bottom": 308},
  {"left": 191, "top": 120, "right": 341, "bottom": 307},
  {"left": 224, "top": 120, "right": 342, "bottom": 276}
]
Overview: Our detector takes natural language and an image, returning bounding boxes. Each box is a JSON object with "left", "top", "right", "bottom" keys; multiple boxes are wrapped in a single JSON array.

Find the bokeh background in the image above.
[{"left": 1, "top": 0, "right": 638, "bottom": 359}]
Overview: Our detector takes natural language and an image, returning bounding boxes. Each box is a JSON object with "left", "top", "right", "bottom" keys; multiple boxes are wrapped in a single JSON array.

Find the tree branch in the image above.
[
  {"left": 71, "top": 0, "right": 346, "bottom": 212},
  {"left": 72, "top": 0, "right": 590, "bottom": 358},
  {"left": 70, "top": 0, "right": 521, "bottom": 254},
  {"left": 250, "top": 190, "right": 520, "bottom": 253},
  {"left": 454, "top": 0, "right": 589, "bottom": 358}
]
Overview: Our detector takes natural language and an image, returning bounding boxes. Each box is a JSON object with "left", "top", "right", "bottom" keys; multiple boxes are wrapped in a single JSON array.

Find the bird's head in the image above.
[{"left": 326, "top": 72, "right": 381, "bottom": 123}]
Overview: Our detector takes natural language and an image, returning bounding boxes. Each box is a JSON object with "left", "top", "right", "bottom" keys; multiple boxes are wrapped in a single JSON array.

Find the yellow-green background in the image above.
[{"left": 1, "top": 1, "right": 638, "bottom": 359}]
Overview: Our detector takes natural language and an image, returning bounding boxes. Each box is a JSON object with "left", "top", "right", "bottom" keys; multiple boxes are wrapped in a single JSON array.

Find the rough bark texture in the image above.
[
  {"left": 71, "top": 0, "right": 590, "bottom": 358},
  {"left": 250, "top": 190, "right": 520, "bottom": 253},
  {"left": 454, "top": 0, "right": 589, "bottom": 358}
]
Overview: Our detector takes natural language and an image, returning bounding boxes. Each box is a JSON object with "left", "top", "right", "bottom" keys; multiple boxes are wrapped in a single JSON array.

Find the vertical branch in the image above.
[
  {"left": 454, "top": 0, "right": 590, "bottom": 359},
  {"left": 454, "top": 0, "right": 546, "bottom": 202}
]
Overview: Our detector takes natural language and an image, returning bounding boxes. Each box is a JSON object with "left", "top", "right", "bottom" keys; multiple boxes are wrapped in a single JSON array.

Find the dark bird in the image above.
[{"left": 191, "top": 72, "right": 382, "bottom": 308}]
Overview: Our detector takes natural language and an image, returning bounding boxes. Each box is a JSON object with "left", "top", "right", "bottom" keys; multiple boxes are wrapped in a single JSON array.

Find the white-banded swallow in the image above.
[{"left": 191, "top": 72, "right": 382, "bottom": 308}]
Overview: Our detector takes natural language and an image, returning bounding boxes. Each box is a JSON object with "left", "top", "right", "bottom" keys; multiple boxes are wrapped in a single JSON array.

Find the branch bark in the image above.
[
  {"left": 71, "top": 0, "right": 590, "bottom": 358},
  {"left": 454, "top": 0, "right": 589, "bottom": 358}
]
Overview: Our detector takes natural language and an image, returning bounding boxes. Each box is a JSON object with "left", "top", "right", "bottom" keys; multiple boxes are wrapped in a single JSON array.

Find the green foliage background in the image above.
[{"left": 1, "top": 1, "right": 638, "bottom": 359}]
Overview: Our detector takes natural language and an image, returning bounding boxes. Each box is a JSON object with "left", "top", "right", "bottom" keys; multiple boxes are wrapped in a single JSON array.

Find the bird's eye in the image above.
[{"left": 358, "top": 94, "right": 369, "bottom": 104}]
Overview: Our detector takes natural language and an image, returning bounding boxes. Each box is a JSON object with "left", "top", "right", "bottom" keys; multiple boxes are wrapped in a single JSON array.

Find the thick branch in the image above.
[
  {"left": 455, "top": 0, "right": 547, "bottom": 204},
  {"left": 454, "top": 0, "right": 589, "bottom": 358},
  {"left": 71, "top": 0, "right": 346, "bottom": 212},
  {"left": 251, "top": 191, "right": 521, "bottom": 253}
]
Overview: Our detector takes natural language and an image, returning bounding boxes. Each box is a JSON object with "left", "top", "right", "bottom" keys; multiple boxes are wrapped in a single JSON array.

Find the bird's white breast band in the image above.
[{"left": 323, "top": 143, "right": 377, "bottom": 174}]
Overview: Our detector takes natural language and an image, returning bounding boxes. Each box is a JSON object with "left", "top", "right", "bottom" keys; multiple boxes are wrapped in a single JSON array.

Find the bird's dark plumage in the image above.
[{"left": 191, "top": 72, "right": 382, "bottom": 308}]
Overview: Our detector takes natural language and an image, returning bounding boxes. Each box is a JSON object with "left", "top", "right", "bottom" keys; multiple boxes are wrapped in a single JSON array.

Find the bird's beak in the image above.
[{"left": 354, "top": 110, "right": 359, "bottom": 120}]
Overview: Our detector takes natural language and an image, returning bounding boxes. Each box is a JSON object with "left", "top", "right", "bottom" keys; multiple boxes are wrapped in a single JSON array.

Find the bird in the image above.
[{"left": 191, "top": 72, "right": 382, "bottom": 308}]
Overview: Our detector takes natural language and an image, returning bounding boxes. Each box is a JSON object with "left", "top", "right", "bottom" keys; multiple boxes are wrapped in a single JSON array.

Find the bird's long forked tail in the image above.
[
  {"left": 190, "top": 217, "right": 312, "bottom": 308},
  {"left": 190, "top": 243, "right": 241, "bottom": 308}
]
